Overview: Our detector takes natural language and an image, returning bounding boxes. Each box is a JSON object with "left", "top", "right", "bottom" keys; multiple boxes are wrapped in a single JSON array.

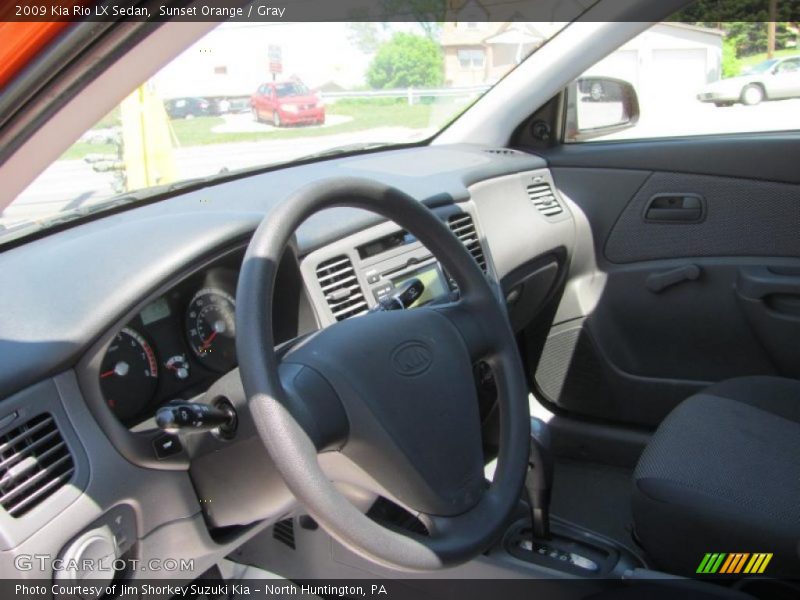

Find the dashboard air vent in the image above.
[
  {"left": 316, "top": 255, "right": 368, "bottom": 321},
  {"left": 447, "top": 213, "right": 487, "bottom": 273},
  {"left": 273, "top": 518, "right": 295, "bottom": 549},
  {"left": 527, "top": 180, "right": 563, "bottom": 217},
  {"left": 0, "top": 413, "right": 74, "bottom": 517}
]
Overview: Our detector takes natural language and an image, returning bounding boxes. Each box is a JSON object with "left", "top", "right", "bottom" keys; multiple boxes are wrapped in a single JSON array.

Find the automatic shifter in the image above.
[{"left": 525, "top": 417, "right": 554, "bottom": 540}]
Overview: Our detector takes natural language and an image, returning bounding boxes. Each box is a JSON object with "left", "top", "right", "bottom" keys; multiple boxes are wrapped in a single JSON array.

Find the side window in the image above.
[
  {"left": 566, "top": 21, "right": 800, "bottom": 143},
  {"left": 457, "top": 49, "right": 485, "bottom": 69},
  {"left": 776, "top": 58, "right": 800, "bottom": 73}
]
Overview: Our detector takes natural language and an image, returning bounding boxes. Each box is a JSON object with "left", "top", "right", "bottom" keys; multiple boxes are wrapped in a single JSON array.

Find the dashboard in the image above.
[{"left": 0, "top": 145, "right": 577, "bottom": 581}]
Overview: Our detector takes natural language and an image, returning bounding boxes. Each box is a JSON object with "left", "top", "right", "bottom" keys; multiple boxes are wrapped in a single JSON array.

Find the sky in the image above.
[{"left": 152, "top": 22, "right": 421, "bottom": 98}]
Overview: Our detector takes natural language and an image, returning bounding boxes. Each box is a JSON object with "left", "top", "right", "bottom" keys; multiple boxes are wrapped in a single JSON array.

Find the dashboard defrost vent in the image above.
[
  {"left": 483, "top": 148, "right": 520, "bottom": 156},
  {"left": 316, "top": 255, "right": 368, "bottom": 321},
  {"left": 273, "top": 518, "right": 295, "bottom": 549},
  {"left": 0, "top": 413, "right": 74, "bottom": 517},
  {"left": 527, "top": 180, "right": 563, "bottom": 217},
  {"left": 447, "top": 214, "right": 487, "bottom": 273}
]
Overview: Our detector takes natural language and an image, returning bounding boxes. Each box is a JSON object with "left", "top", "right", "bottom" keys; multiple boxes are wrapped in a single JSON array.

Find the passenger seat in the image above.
[{"left": 632, "top": 376, "right": 800, "bottom": 577}]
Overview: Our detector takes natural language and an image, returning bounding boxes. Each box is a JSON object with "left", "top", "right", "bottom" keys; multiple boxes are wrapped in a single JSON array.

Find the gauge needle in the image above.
[
  {"left": 199, "top": 330, "right": 218, "bottom": 351},
  {"left": 101, "top": 361, "right": 129, "bottom": 378}
]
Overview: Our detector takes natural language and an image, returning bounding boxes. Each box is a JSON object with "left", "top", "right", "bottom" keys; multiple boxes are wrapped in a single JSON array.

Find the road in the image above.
[
  {"left": 4, "top": 124, "right": 433, "bottom": 222},
  {"left": 5, "top": 97, "right": 800, "bottom": 224}
]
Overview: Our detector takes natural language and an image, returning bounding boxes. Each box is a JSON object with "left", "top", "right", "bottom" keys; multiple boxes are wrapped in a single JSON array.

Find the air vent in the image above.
[
  {"left": 483, "top": 148, "right": 520, "bottom": 156},
  {"left": 447, "top": 213, "right": 487, "bottom": 273},
  {"left": 273, "top": 518, "right": 295, "bottom": 549},
  {"left": 0, "top": 413, "right": 74, "bottom": 517},
  {"left": 316, "top": 255, "right": 368, "bottom": 321},
  {"left": 527, "top": 180, "right": 563, "bottom": 217}
]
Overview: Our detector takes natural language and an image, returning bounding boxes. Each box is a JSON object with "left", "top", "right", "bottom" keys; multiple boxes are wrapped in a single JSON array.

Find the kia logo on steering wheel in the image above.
[{"left": 391, "top": 341, "right": 433, "bottom": 376}]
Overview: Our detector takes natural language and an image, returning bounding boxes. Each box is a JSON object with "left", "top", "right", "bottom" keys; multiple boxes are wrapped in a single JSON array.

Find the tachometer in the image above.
[
  {"left": 186, "top": 288, "right": 237, "bottom": 372},
  {"left": 99, "top": 327, "right": 159, "bottom": 421}
]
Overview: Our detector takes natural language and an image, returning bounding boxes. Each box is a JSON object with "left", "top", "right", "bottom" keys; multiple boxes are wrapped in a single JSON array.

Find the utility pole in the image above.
[{"left": 767, "top": 0, "right": 777, "bottom": 59}]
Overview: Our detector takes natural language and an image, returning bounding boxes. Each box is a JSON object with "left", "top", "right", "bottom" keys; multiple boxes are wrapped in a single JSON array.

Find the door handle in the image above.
[
  {"left": 644, "top": 194, "right": 705, "bottom": 223},
  {"left": 646, "top": 264, "right": 701, "bottom": 293}
]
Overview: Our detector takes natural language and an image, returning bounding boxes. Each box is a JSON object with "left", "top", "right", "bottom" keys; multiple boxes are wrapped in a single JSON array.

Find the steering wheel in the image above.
[{"left": 236, "top": 178, "right": 530, "bottom": 570}]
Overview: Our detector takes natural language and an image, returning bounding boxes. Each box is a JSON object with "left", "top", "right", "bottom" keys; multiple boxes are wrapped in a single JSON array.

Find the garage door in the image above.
[
  {"left": 650, "top": 48, "right": 709, "bottom": 105},
  {"left": 585, "top": 49, "right": 639, "bottom": 90}
]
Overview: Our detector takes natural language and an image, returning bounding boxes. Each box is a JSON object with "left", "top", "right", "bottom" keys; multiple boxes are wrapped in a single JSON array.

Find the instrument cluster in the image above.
[{"left": 98, "top": 262, "right": 240, "bottom": 425}]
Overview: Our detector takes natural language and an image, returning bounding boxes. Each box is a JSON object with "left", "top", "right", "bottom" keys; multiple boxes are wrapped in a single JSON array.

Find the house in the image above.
[
  {"left": 442, "top": 18, "right": 723, "bottom": 104},
  {"left": 442, "top": 21, "right": 553, "bottom": 87}
]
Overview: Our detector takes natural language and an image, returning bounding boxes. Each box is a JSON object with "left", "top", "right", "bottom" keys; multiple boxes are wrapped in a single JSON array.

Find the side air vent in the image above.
[
  {"left": 273, "top": 518, "right": 295, "bottom": 549},
  {"left": 448, "top": 213, "right": 487, "bottom": 273},
  {"left": 527, "top": 180, "right": 563, "bottom": 217},
  {"left": 316, "top": 255, "right": 368, "bottom": 321},
  {"left": 0, "top": 413, "right": 75, "bottom": 517}
]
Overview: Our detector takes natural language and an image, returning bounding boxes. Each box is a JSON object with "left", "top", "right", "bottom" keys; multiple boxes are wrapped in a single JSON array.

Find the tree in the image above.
[
  {"left": 676, "top": 0, "right": 800, "bottom": 56},
  {"left": 768, "top": 0, "right": 777, "bottom": 57},
  {"left": 379, "top": 0, "right": 445, "bottom": 40},
  {"left": 366, "top": 33, "right": 444, "bottom": 89},
  {"left": 347, "top": 23, "right": 383, "bottom": 54}
]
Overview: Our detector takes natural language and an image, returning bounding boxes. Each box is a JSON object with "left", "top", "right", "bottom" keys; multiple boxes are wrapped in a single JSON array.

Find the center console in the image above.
[{"left": 301, "top": 205, "right": 491, "bottom": 326}]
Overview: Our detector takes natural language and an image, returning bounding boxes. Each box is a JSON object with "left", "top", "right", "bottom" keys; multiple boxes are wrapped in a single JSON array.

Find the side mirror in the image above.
[{"left": 564, "top": 77, "right": 639, "bottom": 142}]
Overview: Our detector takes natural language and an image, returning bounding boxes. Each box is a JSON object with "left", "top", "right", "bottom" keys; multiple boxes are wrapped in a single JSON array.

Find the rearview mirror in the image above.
[{"left": 564, "top": 77, "right": 639, "bottom": 142}]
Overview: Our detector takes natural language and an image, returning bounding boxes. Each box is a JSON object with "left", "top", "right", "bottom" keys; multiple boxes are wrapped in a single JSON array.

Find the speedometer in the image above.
[
  {"left": 185, "top": 287, "right": 237, "bottom": 372},
  {"left": 99, "top": 327, "right": 159, "bottom": 421}
]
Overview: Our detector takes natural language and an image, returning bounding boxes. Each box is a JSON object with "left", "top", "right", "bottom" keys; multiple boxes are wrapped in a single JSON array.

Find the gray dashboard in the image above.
[{"left": 0, "top": 144, "right": 574, "bottom": 581}]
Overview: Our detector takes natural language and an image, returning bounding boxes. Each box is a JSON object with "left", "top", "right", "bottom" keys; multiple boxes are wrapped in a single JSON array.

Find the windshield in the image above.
[
  {"left": 1, "top": 21, "right": 566, "bottom": 241},
  {"left": 275, "top": 82, "right": 310, "bottom": 97}
]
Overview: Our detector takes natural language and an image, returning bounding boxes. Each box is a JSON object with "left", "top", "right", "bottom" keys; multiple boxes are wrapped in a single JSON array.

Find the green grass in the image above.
[
  {"left": 169, "top": 102, "right": 437, "bottom": 146},
  {"left": 61, "top": 142, "right": 117, "bottom": 160},
  {"left": 737, "top": 48, "right": 800, "bottom": 72},
  {"left": 58, "top": 101, "right": 450, "bottom": 160}
]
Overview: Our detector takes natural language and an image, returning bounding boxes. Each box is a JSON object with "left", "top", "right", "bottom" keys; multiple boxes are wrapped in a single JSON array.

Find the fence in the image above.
[{"left": 319, "top": 85, "right": 492, "bottom": 106}]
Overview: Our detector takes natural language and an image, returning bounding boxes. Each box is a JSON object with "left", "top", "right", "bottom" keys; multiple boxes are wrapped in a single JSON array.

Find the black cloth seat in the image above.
[{"left": 632, "top": 376, "right": 800, "bottom": 577}]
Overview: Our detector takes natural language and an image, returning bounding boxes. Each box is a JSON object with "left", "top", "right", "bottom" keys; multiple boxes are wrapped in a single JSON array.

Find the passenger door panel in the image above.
[{"left": 530, "top": 136, "right": 800, "bottom": 426}]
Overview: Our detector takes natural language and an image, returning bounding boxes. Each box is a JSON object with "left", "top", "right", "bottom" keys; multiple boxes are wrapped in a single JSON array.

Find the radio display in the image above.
[
  {"left": 391, "top": 264, "right": 448, "bottom": 308},
  {"left": 357, "top": 230, "right": 417, "bottom": 259}
]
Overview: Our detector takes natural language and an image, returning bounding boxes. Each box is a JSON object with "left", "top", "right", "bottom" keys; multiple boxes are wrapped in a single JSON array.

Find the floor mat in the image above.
[{"left": 550, "top": 458, "right": 639, "bottom": 553}]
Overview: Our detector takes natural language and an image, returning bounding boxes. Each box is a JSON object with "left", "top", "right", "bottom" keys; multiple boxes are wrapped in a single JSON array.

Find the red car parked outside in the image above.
[{"left": 250, "top": 81, "right": 325, "bottom": 127}]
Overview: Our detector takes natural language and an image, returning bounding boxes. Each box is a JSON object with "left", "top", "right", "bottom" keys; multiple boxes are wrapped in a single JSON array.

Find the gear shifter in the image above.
[{"left": 526, "top": 417, "right": 554, "bottom": 540}]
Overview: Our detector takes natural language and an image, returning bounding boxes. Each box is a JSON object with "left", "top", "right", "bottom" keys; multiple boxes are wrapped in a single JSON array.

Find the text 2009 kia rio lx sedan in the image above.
[{"left": 0, "top": 1, "right": 798, "bottom": 599}]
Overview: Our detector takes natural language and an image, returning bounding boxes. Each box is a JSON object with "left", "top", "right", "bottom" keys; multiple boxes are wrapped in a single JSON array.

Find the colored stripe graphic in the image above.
[
  {"left": 743, "top": 553, "right": 773, "bottom": 574},
  {"left": 697, "top": 553, "right": 773, "bottom": 574},
  {"left": 720, "top": 553, "right": 749, "bottom": 574},
  {"left": 697, "top": 553, "right": 726, "bottom": 573}
]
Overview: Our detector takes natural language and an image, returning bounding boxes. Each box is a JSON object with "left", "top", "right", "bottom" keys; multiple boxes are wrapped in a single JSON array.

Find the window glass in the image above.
[
  {"left": 3, "top": 21, "right": 567, "bottom": 241},
  {"left": 569, "top": 21, "right": 800, "bottom": 143},
  {"left": 457, "top": 49, "right": 485, "bottom": 69}
]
